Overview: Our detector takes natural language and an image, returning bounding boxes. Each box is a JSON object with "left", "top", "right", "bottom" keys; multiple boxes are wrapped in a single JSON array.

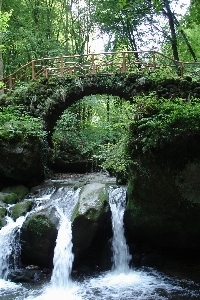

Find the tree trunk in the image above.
[{"left": 163, "top": 0, "right": 179, "bottom": 61}]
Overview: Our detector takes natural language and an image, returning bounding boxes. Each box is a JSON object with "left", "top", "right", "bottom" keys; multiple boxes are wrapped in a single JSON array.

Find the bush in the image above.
[
  {"left": 128, "top": 95, "right": 200, "bottom": 156},
  {"left": 0, "top": 105, "right": 46, "bottom": 142}
]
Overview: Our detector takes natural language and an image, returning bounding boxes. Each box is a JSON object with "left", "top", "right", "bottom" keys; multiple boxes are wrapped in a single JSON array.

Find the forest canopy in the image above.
[{"left": 1, "top": 0, "right": 200, "bottom": 77}]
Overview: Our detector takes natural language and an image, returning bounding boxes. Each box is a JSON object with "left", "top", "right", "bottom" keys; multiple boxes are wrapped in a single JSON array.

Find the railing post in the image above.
[
  {"left": 9, "top": 75, "right": 12, "bottom": 89},
  {"left": 152, "top": 51, "right": 156, "bottom": 69},
  {"left": 60, "top": 56, "right": 64, "bottom": 76},
  {"left": 32, "top": 61, "right": 35, "bottom": 80},
  {"left": 180, "top": 62, "right": 183, "bottom": 77},
  {"left": 91, "top": 54, "right": 96, "bottom": 74},
  {"left": 121, "top": 52, "right": 126, "bottom": 72},
  {"left": 45, "top": 68, "right": 48, "bottom": 78}
]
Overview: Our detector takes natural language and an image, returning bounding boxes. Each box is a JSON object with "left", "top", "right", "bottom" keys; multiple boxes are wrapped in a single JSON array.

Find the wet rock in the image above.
[
  {"left": 20, "top": 207, "right": 59, "bottom": 268},
  {"left": 74, "top": 264, "right": 92, "bottom": 275},
  {"left": 25, "top": 265, "right": 40, "bottom": 270},
  {"left": 0, "top": 205, "right": 6, "bottom": 228},
  {"left": 0, "top": 185, "right": 29, "bottom": 205},
  {"left": 71, "top": 183, "right": 110, "bottom": 255},
  {"left": 7, "top": 269, "right": 47, "bottom": 283},
  {"left": 140, "top": 242, "right": 154, "bottom": 255},
  {"left": 11, "top": 200, "right": 34, "bottom": 221},
  {"left": 130, "top": 253, "right": 142, "bottom": 267},
  {"left": 0, "top": 139, "right": 46, "bottom": 185},
  {"left": 42, "top": 268, "right": 51, "bottom": 274},
  {"left": 125, "top": 132, "right": 200, "bottom": 252},
  {"left": 129, "top": 242, "right": 140, "bottom": 255}
]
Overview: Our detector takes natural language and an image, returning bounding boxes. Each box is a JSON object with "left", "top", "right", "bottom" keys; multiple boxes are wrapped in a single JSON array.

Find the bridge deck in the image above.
[{"left": 2, "top": 51, "right": 200, "bottom": 90}]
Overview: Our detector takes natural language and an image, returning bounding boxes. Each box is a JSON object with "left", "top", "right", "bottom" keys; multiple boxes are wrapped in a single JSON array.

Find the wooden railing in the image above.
[{"left": 2, "top": 51, "right": 200, "bottom": 90}]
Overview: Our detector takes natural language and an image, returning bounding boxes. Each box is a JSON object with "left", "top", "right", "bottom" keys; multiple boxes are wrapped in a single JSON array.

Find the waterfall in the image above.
[
  {"left": 109, "top": 186, "right": 131, "bottom": 274},
  {"left": 50, "top": 188, "right": 80, "bottom": 289},
  {"left": 0, "top": 216, "right": 25, "bottom": 280},
  {"left": 51, "top": 213, "right": 74, "bottom": 289}
]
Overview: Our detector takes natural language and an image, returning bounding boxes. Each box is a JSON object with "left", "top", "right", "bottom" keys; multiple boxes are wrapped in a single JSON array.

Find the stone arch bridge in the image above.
[{"left": 2, "top": 51, "right": 200, "bottom": 144}]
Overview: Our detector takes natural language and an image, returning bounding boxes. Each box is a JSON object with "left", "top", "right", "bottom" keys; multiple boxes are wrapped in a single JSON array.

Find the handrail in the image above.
[{"left": 2, "top": 51, "right": 200, "bottom": 90}]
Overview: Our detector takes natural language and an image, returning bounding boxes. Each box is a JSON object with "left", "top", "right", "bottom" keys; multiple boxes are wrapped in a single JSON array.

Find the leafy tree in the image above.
[
  {"left": 94, "top": 0, "right": 153, "bottom": 58},
  {"left": 2, "top": 0, "right": 96, "bottom": 75},
  {"left": 187, "top": 0, "right": 200, "bottom": 25},
  {"left": 0, "top": 0, "right": 12, "bottom": 84}
]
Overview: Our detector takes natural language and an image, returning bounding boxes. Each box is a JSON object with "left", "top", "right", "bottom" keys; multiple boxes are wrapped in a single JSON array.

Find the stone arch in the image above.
[
  {"left": 43, "top": 74, "right": 133, "bottom": 146},
  {"left": 35, "top": 73, "right": 197, "bottom": 146}
]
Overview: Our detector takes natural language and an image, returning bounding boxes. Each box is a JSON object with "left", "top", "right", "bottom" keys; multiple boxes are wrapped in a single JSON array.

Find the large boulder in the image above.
[
  {"left": 0, "top": 138, "right": 46, "bottom": 185},
  {"left": 20, "top": 207, "right": 59, "bottom": 268},
  {"left": 0, "top": 185, "right": 29, "bottom": 205},
  {"left": 125, "top": 134, "right": 200, "bottom": 252},
  {"left": 71, "top": 183, "right": 111, "bottom": 258},
  {"left": 10, "top": 200, "right": 34, "bottom": 221}
]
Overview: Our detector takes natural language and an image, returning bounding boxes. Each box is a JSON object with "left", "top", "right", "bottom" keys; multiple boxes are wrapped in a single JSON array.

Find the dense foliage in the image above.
[
  {"left": 0, "top": 105, "right": 46, "bottom": 141},
  {"left": 127, "top": 95, "right": 200, "bottom": 157},
  {"left": 52, "top": 90, "right": 200, "bottom": 180},
  {"left": 53, "top": 95, "right": 132, "bottom": 179},
  {"left": 1, "top": 0, "right": 200, "bottom": 78}
]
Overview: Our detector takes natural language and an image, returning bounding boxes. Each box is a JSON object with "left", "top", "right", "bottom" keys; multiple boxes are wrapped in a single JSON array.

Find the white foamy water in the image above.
[
  {"left": 0, "top": 182, "right": 200, "bottom": 300},
  {"left": 25, "top": 188, "right": 82, "bottom": 299},
  {"left": 109, "top": 186, "right": 131, "bottom": 274},
  {"left": 25, "top": 284, "right": 81, "bottom": 300},
  {"left": 51, "top": 214, "right": 74, "bottom": 289},
  {"left": 1, "top": 267, "right": 200, "bottom": 300},
  {"left": 0, "top": 216, "right": 25, "bottom": 280},
  {"left": 77, "top": 269, "right": 192, "bottom": 300},
  {"left": 51, "top": 187, "right": 81, "bottom": 289}
]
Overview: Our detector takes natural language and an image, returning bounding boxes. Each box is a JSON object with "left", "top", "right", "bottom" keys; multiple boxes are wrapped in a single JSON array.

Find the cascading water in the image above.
[
  {"left": 51, "top": 214, "right": 74, "bottom": 289},
  {"left": 50, "top": 188, "right": 81, "bottom": 290},
  {"left": 25, "top": 187, "right": 82, "bottom": 300},
  {"left": 1, "top": 175, "right": 200, "bottom": 300},
  {"left": 109, "top": 186, "right": 131, "bottom": 274},
  {"left": 0, "top": 215, "right": 25, "bottom": 280}
]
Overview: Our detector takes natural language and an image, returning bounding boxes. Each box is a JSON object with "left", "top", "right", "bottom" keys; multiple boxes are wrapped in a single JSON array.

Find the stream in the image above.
[{"left": 0, "top": 173, "right": 200, "bottom": 299}]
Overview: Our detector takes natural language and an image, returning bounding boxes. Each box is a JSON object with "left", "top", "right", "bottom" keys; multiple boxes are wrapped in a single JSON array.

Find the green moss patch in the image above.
[
  {"left": 2, "top": 185, "right": 29, "bottom": 199},
  {"left": 0, "top": 206, "right": 6, "bottom": 228},
  {"left": 0, "top": 192, "right": 19, "bottom": 204},
  {"left": 11, "top": 200, "right": 34, "bottom": 221},
  {"left": 28, "top": 215, "right": 51, "bottom": 237}
]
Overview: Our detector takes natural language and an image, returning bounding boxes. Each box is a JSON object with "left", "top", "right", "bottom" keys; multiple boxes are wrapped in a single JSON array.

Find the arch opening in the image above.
[{"left": 51, "top": 94, "right": 131, "bottom": 181}]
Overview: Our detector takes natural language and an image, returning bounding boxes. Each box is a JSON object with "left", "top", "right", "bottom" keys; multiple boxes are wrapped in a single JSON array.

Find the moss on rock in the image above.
[
  {"left": 0, "top": 206, "right": 6, "bottom": 228},
  {"left": 0, "top": 192, "right": 19, "bottom": 204},
  {"left": 72, "top": 183, "right": 110, "bottom": 254},
  {"left": 11, "top": 200, "right": 34, "bottom": 221},
  {"left": 0, "top": 185, "right": 29, "bottom": 205},
  {"left": 28, "top": 215, "right": 51, "bottom": 236},
  {"left": 125, "top": 156, "right": 200, "bottom": 251},
  {"left": 2, "top": 185, "right": 29, "bottom": 199},
  {"left": 20, "top": 209, "right": 58, "bottom": 268}
]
